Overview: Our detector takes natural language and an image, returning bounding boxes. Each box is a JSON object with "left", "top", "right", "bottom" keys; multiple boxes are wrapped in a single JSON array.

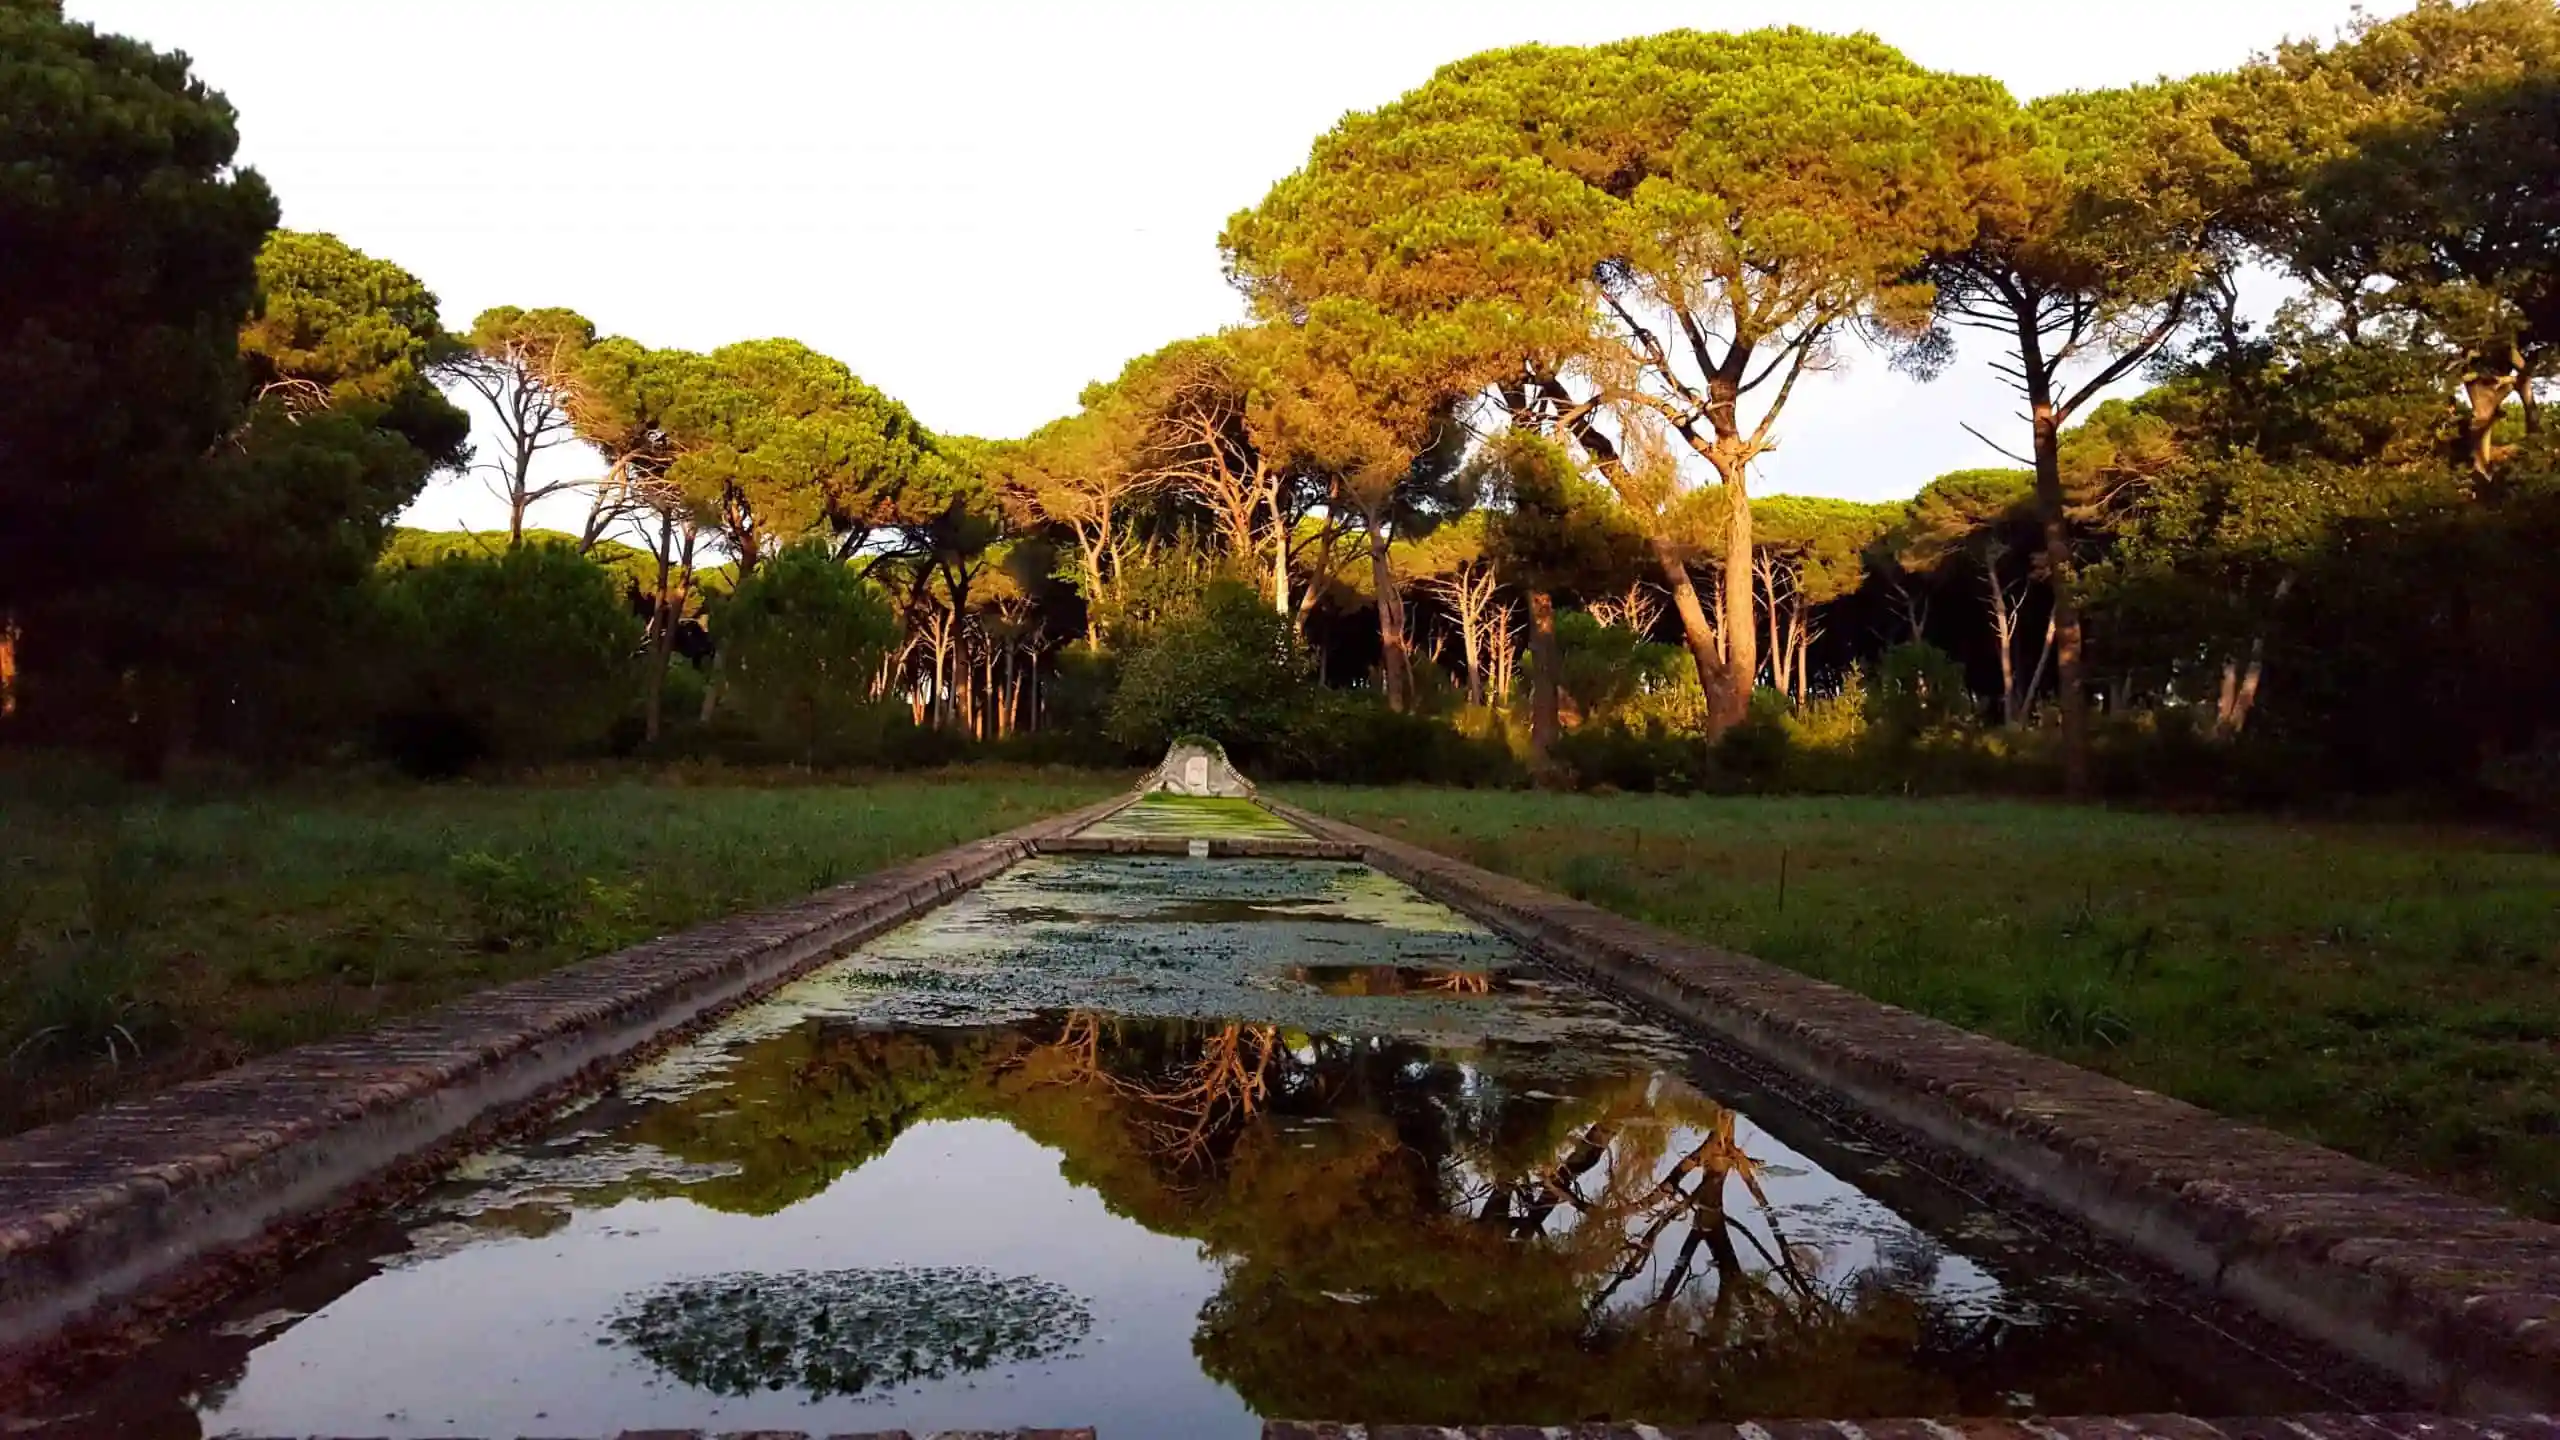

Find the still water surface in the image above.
[{"left": 25, "top": 853, "right": 2331, "bottom": 1437}]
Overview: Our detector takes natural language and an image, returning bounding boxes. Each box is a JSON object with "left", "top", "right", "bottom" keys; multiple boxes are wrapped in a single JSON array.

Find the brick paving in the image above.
[
  {"left": 0, "top": 793, "right": 1134, "bottom": 1358},
  {"left": 1259, "top": 799, "right": 2560, "bottom": 1414}
]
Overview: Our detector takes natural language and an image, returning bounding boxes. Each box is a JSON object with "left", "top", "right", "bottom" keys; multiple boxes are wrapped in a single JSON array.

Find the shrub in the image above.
[
  {"left": 1867, "top": 640, "right": 1974, "bottom": 744},
  {"left": 1552, "top": 720, "right": 1717, "bottom": 794},
  {"left": 977, "top": 726, "right": 1139, "bottom": 769},
  {"left": 1620, "top": 671, "right": 1716, "bottom": 733},
  {"left": 1554, "top": 611, "right": 1686, "bottom": 725},
  {"left": 1107, "top": 581, "right": 1312, "bottom": 756},
  {"left": 1272, "top": 692, "right": 1522, "bottom": 787},
  {"left": 447, "top": 847, "right": 635, "bottom": 953},
  {"left": 1043, "top": 643, "right": 1120, "bottom": 740},
  {"left": 1714, "top": 688, "right": 1797, "bottom": 788},
  {"left": 714, "top": 544, "right": 901, "bottom": 766},
  {"left": 1793, "top": 668, "right": 1870, "bottom": 749},
  {"left": 448, "top": 849, "right": 584, "bottom": 952},
  {"left": 375, "top": 543, "right": 640, "bottom": 773}
]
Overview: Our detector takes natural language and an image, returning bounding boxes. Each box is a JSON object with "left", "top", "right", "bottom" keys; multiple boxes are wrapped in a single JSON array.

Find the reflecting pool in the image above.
[{"left": 15, "top": 857, "right": 2334, "bottom": 1438}]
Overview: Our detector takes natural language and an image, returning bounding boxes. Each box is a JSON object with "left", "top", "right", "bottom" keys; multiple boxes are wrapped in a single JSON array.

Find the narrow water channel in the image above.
[{"left": 21, "top": 807, "right": 2334, "bottom": 1437}]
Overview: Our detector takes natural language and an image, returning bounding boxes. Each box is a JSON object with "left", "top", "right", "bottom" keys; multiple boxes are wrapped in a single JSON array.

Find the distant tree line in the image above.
[{"left": 2, "top": 0, "right": 2554, "bottom": 810}]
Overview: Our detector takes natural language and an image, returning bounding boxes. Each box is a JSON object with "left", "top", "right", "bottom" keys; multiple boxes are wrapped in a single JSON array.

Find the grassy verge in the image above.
[
  {"left": 0, "top": 768, "right": 1121, "bottom": 1135},
  {"left": 1280, "top": 786, "right": 2560, "bottom": 1220}
]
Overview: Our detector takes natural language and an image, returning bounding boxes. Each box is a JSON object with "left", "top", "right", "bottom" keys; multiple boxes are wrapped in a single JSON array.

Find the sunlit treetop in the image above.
[
  {"left": 659, "top": 338, "right": 954, "bottom": 555},
  {"left": 1949, "top": 82, "right": 2246, "bottom": 320},
  {"left": 1225, "top": 27, "right": 2016, "bottom": 400},
  {"left": 456, "top": 305, "right": 598, "bottom": 413},
  {"left": 238, "top": 230, "right": 450, "bottom": 409}
]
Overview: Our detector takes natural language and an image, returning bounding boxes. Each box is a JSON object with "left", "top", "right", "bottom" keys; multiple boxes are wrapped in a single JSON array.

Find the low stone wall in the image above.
[
  {"left": 1260, "top": 800, "right": 2560, "bottom": 1416},
  {"left": 0, "top": 793, "right": 1134, "bottom": 1361},
  {"left": 1261, "top": 1420, "right": 2558, "bottom": 1440}
]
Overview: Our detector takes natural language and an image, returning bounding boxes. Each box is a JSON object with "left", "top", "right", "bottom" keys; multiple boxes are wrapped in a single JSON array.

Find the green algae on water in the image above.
[
  {"left": 1081, "top": 794, "right": 1304, "bottom": 840},
  {"left": 750, "top": 857, "right": 1680, "bottom": 1063},
  {"left": 605, "top": 1266, "right": 1095, "bottom": 1400}
]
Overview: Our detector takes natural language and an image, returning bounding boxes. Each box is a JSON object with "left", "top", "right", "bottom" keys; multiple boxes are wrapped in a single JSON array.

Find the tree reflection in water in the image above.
[{"left": 621, "top": 1010, "right": 2108, "bottom": 1420}]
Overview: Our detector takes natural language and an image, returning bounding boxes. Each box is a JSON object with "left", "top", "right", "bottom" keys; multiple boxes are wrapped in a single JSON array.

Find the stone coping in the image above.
[
  {"left": 0, "top": 792, "right": 1137, "bottom": 1360},
  {"left": 1033, "top": 834, "right": 1363, "bottom": 859},
  {"left": 1258, "top": 800, "right": 2560, "bottom": 1415},
  {"left": 1261, "top": 1421, "right": 2558, "bottom": 1440}
]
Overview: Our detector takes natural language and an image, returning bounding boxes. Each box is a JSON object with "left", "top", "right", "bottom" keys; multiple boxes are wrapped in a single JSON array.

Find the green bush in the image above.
[
  {"left": 1552, "top": 720, "right": 1717, "bottom": 794},
  {"left": 1271, "top": 692, "right": 1522, "bottom": 787},
  {"left": 1554, "top": 611, "right": 1686, "bottom": 725},
  {"left": 1042, "top": 643, "right": 1120, "bottom": 739},
  {"left": 448, "top": 849, "right": 584, "bottom": 952},
  {"left": 375, "top": 543, "right": 640, "bottom": 773},
  {"left": 1868, "top": 641, "right": 1975, "bottom": 744},
  {"left": 1107, "top": 581, "right": 1312, "bottom": 755},
  {"left": 1793, "top": 668, "right": 1870, "bottom": 749},
  {"left": 1714, "top": 688, "right": 1798, "bottom": 788},
  {"left": 977, "top": 726, "right": 1140, "bottom": 769},
  {"left": 714, "top": 544, "right": 901, "bottom": 766},
  {"left": 447, "top": 847, "right": 636, "bottom": 953},
  {"left": 1620, "top": 671, "right": 1715, "bottom": 733}
]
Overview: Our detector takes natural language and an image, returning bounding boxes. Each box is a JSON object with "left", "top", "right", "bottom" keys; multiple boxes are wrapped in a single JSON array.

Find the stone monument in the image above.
[{"left": 1142, "top": 736, "right": 1255, "bottom": 798}]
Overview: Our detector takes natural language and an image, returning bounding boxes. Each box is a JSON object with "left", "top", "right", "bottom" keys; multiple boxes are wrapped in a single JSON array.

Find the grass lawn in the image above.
[
  {"left": 1281, "top": 786, "right": 2560, "bottom": 1221},
  {"left": 0, "top": 768, "right": 1121, "bottom": 1136}
]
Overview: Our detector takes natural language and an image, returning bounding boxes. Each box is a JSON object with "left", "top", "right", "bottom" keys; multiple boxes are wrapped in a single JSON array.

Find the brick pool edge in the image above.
[
  {"left": 0, "top": 791, "right": 1137, "bottom": 1361},
  {"left": 1258, "top": 799, "right": 2560, "bottom": 1415}
]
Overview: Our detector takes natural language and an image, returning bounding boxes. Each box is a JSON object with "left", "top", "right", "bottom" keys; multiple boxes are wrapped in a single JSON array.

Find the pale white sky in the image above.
[{"left": 79, "top": 0, "right": 2371, "bottom": 534}]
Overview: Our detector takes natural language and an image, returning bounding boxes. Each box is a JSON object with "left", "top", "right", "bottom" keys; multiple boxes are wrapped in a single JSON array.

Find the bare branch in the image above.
[{"left": 1960, "top": 421, "right": 2038, "bottom": 467}]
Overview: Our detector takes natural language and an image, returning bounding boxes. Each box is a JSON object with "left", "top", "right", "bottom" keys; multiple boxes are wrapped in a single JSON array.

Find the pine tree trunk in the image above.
[
  {"left": 1718, "top": 475, "right": 1757, "bottom": 728},
  {"left": 1759, "top": 555, "right": 1784, "bottom": 696},
  {"left": 1369, "top": 525, "right": 1411, "bottom": 712},
  {"left": 1652, "top": 537, "right": 1736, "bottom": 732},
  {"left": 1271, "top": 513, "right": 1291, "bottom": 616},
  {"left": 2029, "top": 392, "right": 2088, "bottom": 795},
  {"left": 0, "top": 614, "right": 18, "bottom": 722},
  {"left": 1463, "top": 609, "right": 1484, "bottom": 709},
  {"left": 1790, "top": 604, "right": 1809, "bottom": 706},
  {"left": 642, "top": 517, "right": 690, "bottom": 744},
  {"left": 1527, "top": 589, "right": 1562, "bottom": 754},
  {"left": 1987, "top": 562, "right": 2020, "bottom": 728}
]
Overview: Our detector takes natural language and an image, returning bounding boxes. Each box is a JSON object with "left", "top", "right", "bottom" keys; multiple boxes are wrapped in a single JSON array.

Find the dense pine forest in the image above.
[{"left": 4, "top": 0, "right": 2556, "bottom": 814}]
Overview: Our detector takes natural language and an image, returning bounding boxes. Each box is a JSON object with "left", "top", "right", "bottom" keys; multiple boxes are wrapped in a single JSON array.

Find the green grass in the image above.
[
  {"left": 0, "top": 768, "right": 1120, "bottom": 1134},
  {"left": 1280, "top": 786, "right": 2560, "bottom": 1220}
]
